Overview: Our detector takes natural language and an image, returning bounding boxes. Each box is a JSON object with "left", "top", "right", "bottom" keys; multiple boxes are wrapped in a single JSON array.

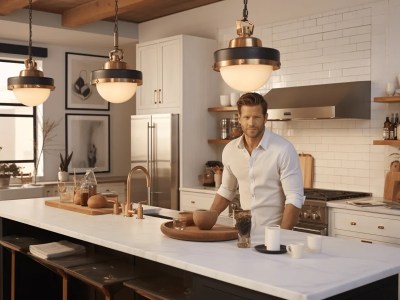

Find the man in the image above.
[{"left": 210, "top": 92, "right": 304, "bottom": 236}]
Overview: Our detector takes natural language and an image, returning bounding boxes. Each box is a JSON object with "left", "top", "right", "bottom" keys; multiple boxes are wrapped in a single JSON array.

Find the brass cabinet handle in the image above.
[
  {"left": 378, "top": 225, "right": 384, "bottom": 230},
  {"left": 190, "top": 200, "right": 195, "bottom": 204},
  {"left": 158, "top": 89, "right": 162, "bottom": 104},
  {"left": 154, "top": 90, "right": 157, "bottom": 104},
  {"left": 361, "top": 240, "right": 372, "bottom": 244},
  {"left": 350, "top": 221, "right": 356, "bottom": 226}
]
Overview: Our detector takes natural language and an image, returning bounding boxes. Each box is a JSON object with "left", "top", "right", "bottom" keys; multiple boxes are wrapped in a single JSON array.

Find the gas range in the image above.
[{"left": 294, "top": 188, "right": 372, "bottom": 235}]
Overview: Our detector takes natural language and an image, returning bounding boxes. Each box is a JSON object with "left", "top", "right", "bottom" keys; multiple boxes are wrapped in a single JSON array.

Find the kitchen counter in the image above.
[
  {"left": 1, "top": 197, "right": 400, "bottom": 300},
  {"left": 327, "top": 197, "right": 400, "bottom": 216}
]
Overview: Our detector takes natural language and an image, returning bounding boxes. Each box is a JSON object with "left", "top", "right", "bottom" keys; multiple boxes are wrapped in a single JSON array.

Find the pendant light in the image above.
[
  {"left": 213, "top": 0, "right": 281, "bottom": 92},
  {"left": 90, "top": 0, "right": 142, "bottom": 104},
  {"left": 7, "top": 0, "right": 55, "bottom": 107}
]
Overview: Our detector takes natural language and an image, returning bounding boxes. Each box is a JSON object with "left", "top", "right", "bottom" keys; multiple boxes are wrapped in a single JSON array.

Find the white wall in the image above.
[
  {"left": 0, "top": 39, "right": 137, "bottom": 181},
  {"left": 139, "top": 0, "right": 400, "bottom": 196}
]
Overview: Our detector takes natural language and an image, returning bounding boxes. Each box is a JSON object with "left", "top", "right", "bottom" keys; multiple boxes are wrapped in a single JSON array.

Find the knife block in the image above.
[{"left": 384, "top": 171, "right": 400, "bottom": 202}]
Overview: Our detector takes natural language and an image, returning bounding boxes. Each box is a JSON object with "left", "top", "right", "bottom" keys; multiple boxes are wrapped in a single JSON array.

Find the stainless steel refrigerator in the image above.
[{"left": 130, "top": 114, "right": 179, "bottom": 209}]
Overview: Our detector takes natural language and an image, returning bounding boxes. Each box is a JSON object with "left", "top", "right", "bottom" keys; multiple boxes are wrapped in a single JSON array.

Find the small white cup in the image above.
[
  {"left": 307, "top": 235, "right": 322, "bottom": 253},
  {"left": 286, "top": 242, "right": 304, "bottom": 259},
  {"left": 230, "top": 92, "right": 240, "bottom": 106},
  {"left": 220, "top": 95, "right": 230, "bottom": 106},
  {"left": 265, "top": 225, "right": 281, "bottom": 251},
  {"left": 386, "top": 82, "right": 395, "bottom": 96}
]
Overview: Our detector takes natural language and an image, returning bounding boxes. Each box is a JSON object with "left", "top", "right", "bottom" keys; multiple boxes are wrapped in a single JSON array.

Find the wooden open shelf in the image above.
[
  {"left": 374, "top": 96, "right": 400, "bottom": 103},
  {"left": 208, "top": 106, "right": 238, "bottom": 112},
  {"left": 373, "top": 140, "right": 400, "bottom": 146}
]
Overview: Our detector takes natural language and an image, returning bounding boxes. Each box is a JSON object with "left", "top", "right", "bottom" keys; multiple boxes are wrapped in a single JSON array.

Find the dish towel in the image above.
[{"left": 29, "top": 240, "right": 86, "bottom": 259}]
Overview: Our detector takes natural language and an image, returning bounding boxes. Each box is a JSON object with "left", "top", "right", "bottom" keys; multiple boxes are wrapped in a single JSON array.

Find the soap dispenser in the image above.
[{"left": 136, "top": 202, "right": 144, "bottom": 219}]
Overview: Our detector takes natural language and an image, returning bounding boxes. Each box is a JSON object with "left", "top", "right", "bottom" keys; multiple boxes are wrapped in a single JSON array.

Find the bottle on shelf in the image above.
[
  {"left": 394, "top": 112, "right": 399, "bottom": 140},
  {"left": 383, "top": 116, "right": 390, "bottom": 140},
  {"left": 389, "top": 113, "right": 395, "bottom": 140}
]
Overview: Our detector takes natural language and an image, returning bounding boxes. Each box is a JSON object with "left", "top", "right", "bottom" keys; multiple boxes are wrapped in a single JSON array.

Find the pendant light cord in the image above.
[
  {"left": 113, "top": 0, "right": 119, "bottom": 50},
  {"left": 28, "top": 0, "right": 32, "bottom": 61},
  {"left": 242, "top": 0, "right": 248, "bottom": 22}
]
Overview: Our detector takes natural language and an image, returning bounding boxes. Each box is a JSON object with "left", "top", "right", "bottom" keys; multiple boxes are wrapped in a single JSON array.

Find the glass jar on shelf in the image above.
[
  {"left": 220, "top": 118, "right": 230, "bottom": 140},
  {"left": 230, "top": 113, "right": 242, "bottom": 139}
]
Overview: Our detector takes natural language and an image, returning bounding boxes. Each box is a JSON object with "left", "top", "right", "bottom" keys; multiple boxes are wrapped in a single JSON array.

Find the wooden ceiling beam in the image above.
[
  {"left": 0, "top": 0, "right": 39, "bottom": 16},
  {"left": 62, "top": 0, "right": 145, "bottom": 28}
]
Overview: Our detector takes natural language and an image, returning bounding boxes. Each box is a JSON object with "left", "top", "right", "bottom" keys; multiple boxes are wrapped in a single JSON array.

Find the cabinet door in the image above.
[
  {"left": 136, "top": 44, "right": 159, "bottom": 110},
  {"left": 180, "top": 191, "right": 228, "bottom": 216},
  {"left": 158, "top": 39, "right": 180, "bottom": 109}
]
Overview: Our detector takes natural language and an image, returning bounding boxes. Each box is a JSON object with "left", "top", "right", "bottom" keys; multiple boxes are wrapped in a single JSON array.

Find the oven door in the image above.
[{"left": 293, "top": 222, "right": 328, "bottom": 236}]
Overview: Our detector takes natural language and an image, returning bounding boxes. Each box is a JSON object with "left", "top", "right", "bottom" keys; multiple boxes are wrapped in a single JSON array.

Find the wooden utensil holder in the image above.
[{"left": 384, "top": 171, "right": 400, "bottom": 201}]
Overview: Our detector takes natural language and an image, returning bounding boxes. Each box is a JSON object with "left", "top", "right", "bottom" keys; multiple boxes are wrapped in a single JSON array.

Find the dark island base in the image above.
[{"left": 0, "top": 218, "right": 398, "bottom": 300}]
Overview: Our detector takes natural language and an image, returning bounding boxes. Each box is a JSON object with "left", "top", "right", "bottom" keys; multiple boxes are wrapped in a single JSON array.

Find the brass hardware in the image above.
[
  {"left": 125, "top": 166, "right": 151, "bottom": 217},
  {"left": 361, "top": 240, "right": 372, "bottom": 244},
  {"left": 158, "top": 89, "right": 161, "bottom": 104},
  {"left": 378, "top": 225, "right": 384, "bottom": 230},
  {"left": 154, "top": 90, "right": 157, "bottom": 104},
  {"left": 350, "top": 221, "right": 356, "bottom": 226},
  {"left": 190, "top": 200, "right": 195, "bottom": 204}
]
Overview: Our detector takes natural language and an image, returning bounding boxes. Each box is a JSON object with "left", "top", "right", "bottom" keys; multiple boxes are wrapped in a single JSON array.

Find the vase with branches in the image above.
[{"left": 34, "top": 118, "right": 60, "bottom": 184}]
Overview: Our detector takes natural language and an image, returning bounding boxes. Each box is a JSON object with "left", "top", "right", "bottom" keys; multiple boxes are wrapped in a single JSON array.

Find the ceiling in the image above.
[{"left": 0, "top": 0, "right": 223, "bottom": 28}]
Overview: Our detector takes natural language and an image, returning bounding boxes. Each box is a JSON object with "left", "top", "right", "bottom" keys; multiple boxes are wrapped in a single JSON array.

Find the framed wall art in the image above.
[
  {"left": 65, "top": 52, "right": 110, "bottom": 110},
  {"left": 66, "top": 114, "right": 110, "bottom": 174}
]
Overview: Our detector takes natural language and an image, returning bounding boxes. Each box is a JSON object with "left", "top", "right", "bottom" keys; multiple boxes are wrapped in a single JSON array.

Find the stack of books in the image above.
[{"left": 29, "top": 240, "right": 85, "bottom": 259}]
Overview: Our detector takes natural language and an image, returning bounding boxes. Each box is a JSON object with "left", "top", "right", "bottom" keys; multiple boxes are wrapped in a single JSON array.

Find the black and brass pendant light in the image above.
[
  {"left": 213, "top": 0, "right": 281, "bottom": 92},
  {"left": 7, "top": 0, "right": 55, "bottom": 107},
  {"left": 90, "top": 0, "right": 142, "bottom": 103}
]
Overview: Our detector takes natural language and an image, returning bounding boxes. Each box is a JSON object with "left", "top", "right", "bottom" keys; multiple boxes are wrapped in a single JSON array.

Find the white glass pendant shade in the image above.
[
  {"left": 220, "top": 64, "right": 273, "bottom": 92},
  {"left": 13, "top": 87, "right": 51, "bottom": 106},
  {"left": 96, "top": 82, "right": 138, "bottom": 103}
]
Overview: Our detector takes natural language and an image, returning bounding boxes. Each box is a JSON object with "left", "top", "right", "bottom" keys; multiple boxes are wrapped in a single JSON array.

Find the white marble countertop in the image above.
[
  {"left": 327, "top": 197, "right": 400, "bottom": 216},
  {"left": 0, "top": 197, "right": 400, "bottom": 300}
]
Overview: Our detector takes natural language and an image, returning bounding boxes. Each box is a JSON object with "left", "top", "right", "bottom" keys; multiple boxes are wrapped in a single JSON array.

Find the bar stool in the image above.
[
  {"left": 0, "top": 235, "right": 45, "bottom": 300},
  {"left": 62, "top": 259, "right": 138, "bottom": 300},
  {"left": 123, "top": 273, "right": 191, "bottom": 300}
]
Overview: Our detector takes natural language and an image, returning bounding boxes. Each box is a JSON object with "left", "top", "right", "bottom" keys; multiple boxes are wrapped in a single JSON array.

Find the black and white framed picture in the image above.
[
  {"left": 66, "top": 114, "right": 110, "bottom": 173},
  {"left": 65, "top": 52, "right": 110, "bottom": 110}
]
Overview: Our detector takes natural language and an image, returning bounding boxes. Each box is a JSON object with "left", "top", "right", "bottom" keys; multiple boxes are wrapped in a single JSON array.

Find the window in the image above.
[{"left": 0, "top": 59, "right": 37, "bottom": 175}]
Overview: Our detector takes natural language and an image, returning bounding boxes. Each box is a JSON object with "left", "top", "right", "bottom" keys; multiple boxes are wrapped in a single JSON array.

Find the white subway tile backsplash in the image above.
[{"left": 219, "top": 1, "right": 394, "bottom": 195}]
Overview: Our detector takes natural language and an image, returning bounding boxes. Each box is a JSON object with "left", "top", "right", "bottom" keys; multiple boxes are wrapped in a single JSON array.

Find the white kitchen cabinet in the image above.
[
  {"left": 180, "top": 190, "right": 229, "bottom": 217},
  {"left": 329, "top": 208, "right": 400, "bottom": 247},
  {"left": 136, "top": 37, "right": 180, "bottom": 112},
  {"left": 97, "top": 182, "right": 126, "bottom": 203},
  {"left": 44, "top": 184, "right": 59, "bottom": 197},
  {"left": 136, "top": 35, "right": 220, "bottom": 188}
]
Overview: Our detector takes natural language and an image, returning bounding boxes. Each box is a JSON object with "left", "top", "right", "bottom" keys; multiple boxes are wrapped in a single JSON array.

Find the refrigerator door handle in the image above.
[{"left": 147, "top": 121, "right": 155, "bottom": 206}]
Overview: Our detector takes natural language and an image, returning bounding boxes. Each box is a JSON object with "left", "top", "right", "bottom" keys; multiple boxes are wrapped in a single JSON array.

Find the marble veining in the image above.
[{"left": 0, "top": 197, "right": 399, "bottom": 300}]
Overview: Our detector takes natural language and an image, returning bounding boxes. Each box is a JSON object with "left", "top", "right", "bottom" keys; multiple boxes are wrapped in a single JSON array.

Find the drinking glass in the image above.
[{"left": 234, "top": 210, "right": 252, "bottom": 248}]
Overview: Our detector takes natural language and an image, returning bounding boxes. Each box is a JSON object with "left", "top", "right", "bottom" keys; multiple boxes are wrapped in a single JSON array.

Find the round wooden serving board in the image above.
[{"left": 160, "top": 221, "right": 237, "bottom": 242}]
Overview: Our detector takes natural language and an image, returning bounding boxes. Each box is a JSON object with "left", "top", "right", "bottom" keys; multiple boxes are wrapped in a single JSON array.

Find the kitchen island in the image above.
[{"left": 0, "top": 197, "right": 400, "bottom": 300}]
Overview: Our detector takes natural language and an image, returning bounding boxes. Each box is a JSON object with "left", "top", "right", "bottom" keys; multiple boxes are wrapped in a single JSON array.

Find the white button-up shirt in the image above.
[{"left": 217, "top": 128, "right": 305, "bottom": 236}]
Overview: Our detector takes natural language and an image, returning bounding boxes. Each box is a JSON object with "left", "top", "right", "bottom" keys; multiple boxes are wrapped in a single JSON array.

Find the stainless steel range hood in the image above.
[{"left": 264, "top": 81, "right": 371, "bottom": 120}]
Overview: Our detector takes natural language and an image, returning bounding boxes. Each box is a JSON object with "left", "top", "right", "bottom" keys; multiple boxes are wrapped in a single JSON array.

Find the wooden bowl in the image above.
[
  {"left": 193, "top": 210, "right": 218, "bottom": 230},
  {"left": 178, "top": 211, "right": 194, "bottom": 226}
]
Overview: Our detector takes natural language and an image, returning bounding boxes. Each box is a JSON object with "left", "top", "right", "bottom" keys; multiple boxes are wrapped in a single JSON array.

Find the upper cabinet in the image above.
[{"left": 136, "top": 37, "right": 181, "bottom": 113}]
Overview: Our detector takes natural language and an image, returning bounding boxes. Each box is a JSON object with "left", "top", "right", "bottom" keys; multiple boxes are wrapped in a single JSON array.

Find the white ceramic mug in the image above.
[
  {"left": 286, "top": 242, "right": 304, "bottom": 259},
  {"left": 220, "top": 95, "right": 230, "bottom": 106},
  {"left": 230, "top": 92, "right": 240, "bottom": 106},
  {"left": 307, "top": 235, "right": 322, "bottom": 253},
  {"left": 265, "top": 225, "right": 281, "bottom": 251},
  {"left": 386, "top": 82, "right": 395, "bottom": 96}
]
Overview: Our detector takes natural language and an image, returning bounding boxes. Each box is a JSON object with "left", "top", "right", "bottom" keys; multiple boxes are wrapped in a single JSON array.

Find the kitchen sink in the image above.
[{"left": 143, "top": 213, "right": 173, "bottom": 220}]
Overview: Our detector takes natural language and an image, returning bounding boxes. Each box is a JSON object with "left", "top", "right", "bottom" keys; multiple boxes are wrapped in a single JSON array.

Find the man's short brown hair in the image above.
[{"left": 237, "top": 93, "right": 268, "bottom": 116}]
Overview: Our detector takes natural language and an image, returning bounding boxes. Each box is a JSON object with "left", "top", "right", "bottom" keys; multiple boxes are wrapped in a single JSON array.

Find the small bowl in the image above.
[
  {"left": 178, "top": 211, "right": 194, "bottom": 226},
  {"left": 193, "top": 210, "right": 218, "bottom": 230}
]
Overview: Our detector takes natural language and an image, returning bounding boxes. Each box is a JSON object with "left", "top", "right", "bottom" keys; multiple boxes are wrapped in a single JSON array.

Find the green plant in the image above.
[
  {"left": 0, "top": 163, "right": 22, "bottom": 177},
  {"left": 59, "top": 152, "right": 73, "bottom": 172}
]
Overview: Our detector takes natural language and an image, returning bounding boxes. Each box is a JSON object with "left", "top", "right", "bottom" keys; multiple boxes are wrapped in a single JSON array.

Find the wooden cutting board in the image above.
[
  {"left": 384, "top": 171, "right": 400, "bottom": 201},
  {"left": 299, "top": 153, "right": 313, "bottom": 188},
  {"left": 160, "top": 221, "right": 237, "bottom": 242},
  {"left": 45, "top": 200, "right": 113, "bottom": 215}
]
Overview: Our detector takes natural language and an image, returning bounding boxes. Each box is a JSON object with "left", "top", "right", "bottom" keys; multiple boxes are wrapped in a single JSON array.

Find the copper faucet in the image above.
[{"left": 125, "top": 166, "right": 151, "bottom": 217}]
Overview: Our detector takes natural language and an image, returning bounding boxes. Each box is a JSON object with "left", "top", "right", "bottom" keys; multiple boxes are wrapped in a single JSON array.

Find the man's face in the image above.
[{"left": 239, "top": 105, "right": 267, "bottom": 139}]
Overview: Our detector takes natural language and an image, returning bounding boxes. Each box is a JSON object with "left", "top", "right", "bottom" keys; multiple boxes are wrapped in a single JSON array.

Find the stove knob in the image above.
[
  {"left": 303, "top": 211, "right": 310, "bottom": 219},
  {"left": 311, "top": 212, "right": 320, "bottom": 220}
]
